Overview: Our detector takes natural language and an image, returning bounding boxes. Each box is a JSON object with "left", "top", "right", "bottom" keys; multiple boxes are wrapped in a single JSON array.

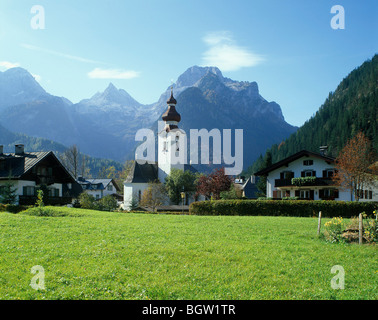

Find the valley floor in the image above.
[{"left": 0, "top": 208, "right": 376, "bottom": 300}]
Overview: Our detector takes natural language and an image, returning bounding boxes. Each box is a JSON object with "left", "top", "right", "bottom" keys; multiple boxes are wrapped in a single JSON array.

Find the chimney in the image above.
[
  {"left": 15, "top": 144, "right": 25, "bottom": 155},
  {"left": 319, "top": 146, "right": 328, "bottom": 156},
  {"left": 0, "top": 145, "right": 3, "bottom": 156}
]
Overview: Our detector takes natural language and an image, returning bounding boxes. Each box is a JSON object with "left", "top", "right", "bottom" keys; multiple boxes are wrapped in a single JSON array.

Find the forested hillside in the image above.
[{"left": 244, "top": 54, "right": 378, "bottom": 176}]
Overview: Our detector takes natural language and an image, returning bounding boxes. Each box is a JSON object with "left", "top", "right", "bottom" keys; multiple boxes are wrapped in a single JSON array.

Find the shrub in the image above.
[
  {"left": 79, "top": 192, "right": 96, "bottom": 210},
  {"left": 22, "top": 207, "right": 83, "bottom": 217},
  {"left": 189, "top": 199, "right": 378, "bottom": 218},
  {"left": 0, "top": 204, "right": 32, "bottom": 213},
  {"left": 97, "top": 195, "right": 118, "bottom": 211},
  {"left": 324, "top": 217, "right": 345, "bottom": 243}
]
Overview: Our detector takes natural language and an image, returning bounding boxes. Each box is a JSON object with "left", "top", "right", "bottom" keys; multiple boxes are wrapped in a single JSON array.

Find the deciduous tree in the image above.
[
  {"left": 140, "top": 181, "right": 168, "bottom": 212},
  {"left": 333, "top": 132, "right": 377, "bottom": 201},
  {"left": 196, "top": 167, "right": 232, "bottom": 200}
]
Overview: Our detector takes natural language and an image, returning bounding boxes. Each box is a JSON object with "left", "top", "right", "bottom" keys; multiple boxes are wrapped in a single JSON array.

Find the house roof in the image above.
[
  {"left": 254, "top": 150, "right": 335, "bottom": 176},
  {"left": 242, "top": 176, "right": 260, "bottom": 199},
  {"left": 0, "top": 151, "right": 75, "bottom": 183},
  {"left": 77, "top": 178, "right": 121, "bottom": 192}
]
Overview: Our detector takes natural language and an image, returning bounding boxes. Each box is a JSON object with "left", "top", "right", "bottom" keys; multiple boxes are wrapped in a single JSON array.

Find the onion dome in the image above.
[
  {"left": 167, "top": 90, "right": 177, "bottom": 105},
  {"left": 162, "top": 90, "right": 181, "bottom": 123}
]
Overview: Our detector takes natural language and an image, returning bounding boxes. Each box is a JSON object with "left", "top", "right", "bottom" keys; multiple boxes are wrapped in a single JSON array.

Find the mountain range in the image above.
[
  {"left": 244, "top": 54, "right": 378, "bottom": 177},
  {"left": 0, "top": 65, "right": 297, "bottom": 171}
]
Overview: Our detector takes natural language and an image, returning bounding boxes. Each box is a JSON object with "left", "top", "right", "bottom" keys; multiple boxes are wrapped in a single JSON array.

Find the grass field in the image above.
[{"left": 0, "top": 207, "right": 377, "bottom": 300}]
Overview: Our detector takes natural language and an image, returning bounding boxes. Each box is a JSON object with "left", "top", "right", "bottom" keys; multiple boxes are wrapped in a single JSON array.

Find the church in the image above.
[{"left": 123, "top": 90, "right": 197, "bottom": 210}]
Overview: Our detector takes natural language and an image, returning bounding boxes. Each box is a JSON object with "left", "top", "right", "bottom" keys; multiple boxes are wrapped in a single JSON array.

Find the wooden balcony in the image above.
[
  {"left": 274, "top": 177, "right": 334, "bottom": 188},
  {"left": 19, "top": 195, "right": 72, "bottom": 206}
]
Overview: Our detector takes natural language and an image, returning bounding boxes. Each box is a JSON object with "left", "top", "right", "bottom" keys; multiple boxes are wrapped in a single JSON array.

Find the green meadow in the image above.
[{"left": 0, "top": 207, "right": 376, "bottom": 300}]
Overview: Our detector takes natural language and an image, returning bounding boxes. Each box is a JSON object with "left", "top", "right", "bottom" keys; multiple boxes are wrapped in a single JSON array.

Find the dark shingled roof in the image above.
[
  {"left": 0, "top": 151, "right": 52, "bottom": 179},
  {"left": 125, "top": 162, "right": 197, "bottom": 184},
  {"left": 242, "top": 177, "right": 259, "bottom": 199},
  {"left": 125, "top": 162, "right": 158, "bottom": 183}
]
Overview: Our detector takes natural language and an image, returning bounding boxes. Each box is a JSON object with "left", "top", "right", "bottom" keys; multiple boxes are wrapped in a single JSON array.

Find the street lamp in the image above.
[{"left": 181, "top": 189, "right": 185, "bottom": 214}]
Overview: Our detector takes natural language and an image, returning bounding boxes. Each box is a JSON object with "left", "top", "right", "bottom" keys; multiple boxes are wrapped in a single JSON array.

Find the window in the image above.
[
  {"left": 323, "top": 169, "right": 335, "bottom": 178},
  {"left": 303, "top": 160, "right": 313, "bottom": 166},
  {"left": 303, "top": 170, "right": 316, "bottom": 177},
  {"left": 107, "top": 185, "right": 113, "bottom": 191},
  {"left": 96, "top": 194, "right": 100, "bottom": 200},
  {"left": 48, "top": 188, "right": 59, "bottom": 197},
  {"left": 280, "top": 171, "right": 294, "bottom": 180},
  {"left": 175, "top": 135, "right": 179, "bottom": 152},
  {"left": 320, "top": 189, "right": 339, "bottom": 199},
  {"left": 368, "top": 191, "right": 373, "bottom": 200},
  {"left": 138, "top": 190, "right": 142, "bottom": 202},
  {"left": 300, "top": 190, "right": 310, "bottom": 199},
  {"left": 23, "top": 186, "right": 35, "bottom": 196}
]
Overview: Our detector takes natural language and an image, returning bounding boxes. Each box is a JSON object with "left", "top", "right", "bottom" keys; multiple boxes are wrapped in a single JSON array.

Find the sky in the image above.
[{"left": 0, "top": 0, "right": 377, "bottom": 127}]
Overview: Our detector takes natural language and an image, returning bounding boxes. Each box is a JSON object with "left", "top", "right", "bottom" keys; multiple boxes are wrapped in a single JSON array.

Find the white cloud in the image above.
[
  {"left": 20, "top": 43, "right": 102, "bottom": 64},
  {"left": 32, "top": 74, "right": 42, "bottom": 82},
  {"left": 88, "top": 68, "right": 140, "bottom": 80},
  {"left": 0, "top": 61, "right": 21, "bottom": 70},
  {"left": 201, "top": 31, "right": 264, "bottom": 71}
]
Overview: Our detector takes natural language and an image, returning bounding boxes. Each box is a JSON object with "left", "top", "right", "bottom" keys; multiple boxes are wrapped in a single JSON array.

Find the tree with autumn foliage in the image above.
[
  {"left": 333, "top": 132, "right": 377, "bottom": 201},
  {"left": 139, "top": 181, "right": 168, "bottom": 212},
  {"left": 196, "top": 167, "right": 232, "bottom": 200}
]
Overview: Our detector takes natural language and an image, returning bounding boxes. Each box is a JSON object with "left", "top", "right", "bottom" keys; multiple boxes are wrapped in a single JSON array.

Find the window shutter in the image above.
[
  {"left": 310, "top": 190, "right": 314, "bottom": 200},
  {"left": 301, "top": 171, "right": 305, "bottom": 177},
  {"left": 322, "top": 170, "right": 326, "bottom": 178},
  {"left": 334, "top": 189, "right": 339, "bottom": 198},
  {"left": 319, "top": 189, "right": 324, "bottom": 199},
  {"left": 312, "top": 171, "right": 316, "bottom": 177}
]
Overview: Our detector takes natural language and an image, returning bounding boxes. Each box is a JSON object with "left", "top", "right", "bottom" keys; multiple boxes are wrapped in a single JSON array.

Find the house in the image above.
[
  {"left": 123, "top": 90, "right": 199, "bottom": 210},
  {"left": 254, "top": 148, "right": 378, "bottom": 201},
  {"left": 241, "top": 176, "right": 260, "bottom": 199},
  {"left": 77, "top": 177, "right": 122, "bottom": 201},
  {"left": 0, "top": 144, "right": 79, "bottom": 205}
]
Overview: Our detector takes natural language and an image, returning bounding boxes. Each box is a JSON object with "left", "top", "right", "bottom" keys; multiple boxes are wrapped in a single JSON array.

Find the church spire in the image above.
[{"left": 162, "top": 88, "right": 181, "bottom": 131}]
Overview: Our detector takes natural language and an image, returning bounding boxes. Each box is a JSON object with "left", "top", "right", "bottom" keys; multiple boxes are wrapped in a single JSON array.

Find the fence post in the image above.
[
  {"left": 317, "top": 211, "right": 322, "bottom": 236},
  {"left": 359, "top": 213, "right": 363, "bottom": 245}
]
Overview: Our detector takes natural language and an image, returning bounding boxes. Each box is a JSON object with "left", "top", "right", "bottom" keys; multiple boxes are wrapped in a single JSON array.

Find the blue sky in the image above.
[{"left": 0, "top": 0, "right": 377, "bottom": 126}]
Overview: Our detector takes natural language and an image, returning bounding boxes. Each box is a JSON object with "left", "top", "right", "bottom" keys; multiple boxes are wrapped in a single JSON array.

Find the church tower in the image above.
[{"left": 158, "top": 89, "right": 187, "bottom": 183}]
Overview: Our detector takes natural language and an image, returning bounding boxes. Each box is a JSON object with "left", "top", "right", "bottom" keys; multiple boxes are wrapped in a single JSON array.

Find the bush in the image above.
[
  {"left": 324, "top": 217, "right": 345, "bottom": 243},
  {"left": 79, "top": 192, "right": 96, "bottom": 210},
  {"left": 0, "top": 204, "right": 32, "bottom": 213},
  {"left": 189, "top": 200, "right": 378, "bottom": 218},
  {"left": 22, "top": 207, "right": 83, "bottom": 217},
  {"left": 97, "top": 195, "right": 118, "bottom": 211},
  {"left": 78, "top": 192, "right": 118, "bottom": 212}
]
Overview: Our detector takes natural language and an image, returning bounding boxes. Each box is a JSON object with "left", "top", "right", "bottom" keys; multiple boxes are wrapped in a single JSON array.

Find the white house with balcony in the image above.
[{"left": 254, "top": 149, "right": 377, "bottom": 201}]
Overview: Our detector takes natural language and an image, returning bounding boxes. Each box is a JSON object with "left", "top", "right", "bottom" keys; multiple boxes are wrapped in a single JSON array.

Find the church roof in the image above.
[{"left": 125, "top": 162, "right": 158, "bottom": 183}]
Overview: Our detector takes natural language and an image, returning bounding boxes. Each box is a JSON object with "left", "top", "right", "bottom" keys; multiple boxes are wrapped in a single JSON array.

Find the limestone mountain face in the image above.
[{"left": 0, "top": 66, "right": 297, "bottom": 169}]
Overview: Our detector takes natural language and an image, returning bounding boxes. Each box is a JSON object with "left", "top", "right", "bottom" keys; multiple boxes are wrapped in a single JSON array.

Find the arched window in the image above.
[{"left": 175, "top": 135, "right": 179, "bottom": 151}]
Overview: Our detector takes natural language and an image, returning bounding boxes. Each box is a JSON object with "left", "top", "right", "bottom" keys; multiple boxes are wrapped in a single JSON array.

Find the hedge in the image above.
[
  {"left": 0, "top": 204, "right": 33, "bottom": 213},
  {"left": 189, "top": 200, "right": 378, "bottom": 218}
]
